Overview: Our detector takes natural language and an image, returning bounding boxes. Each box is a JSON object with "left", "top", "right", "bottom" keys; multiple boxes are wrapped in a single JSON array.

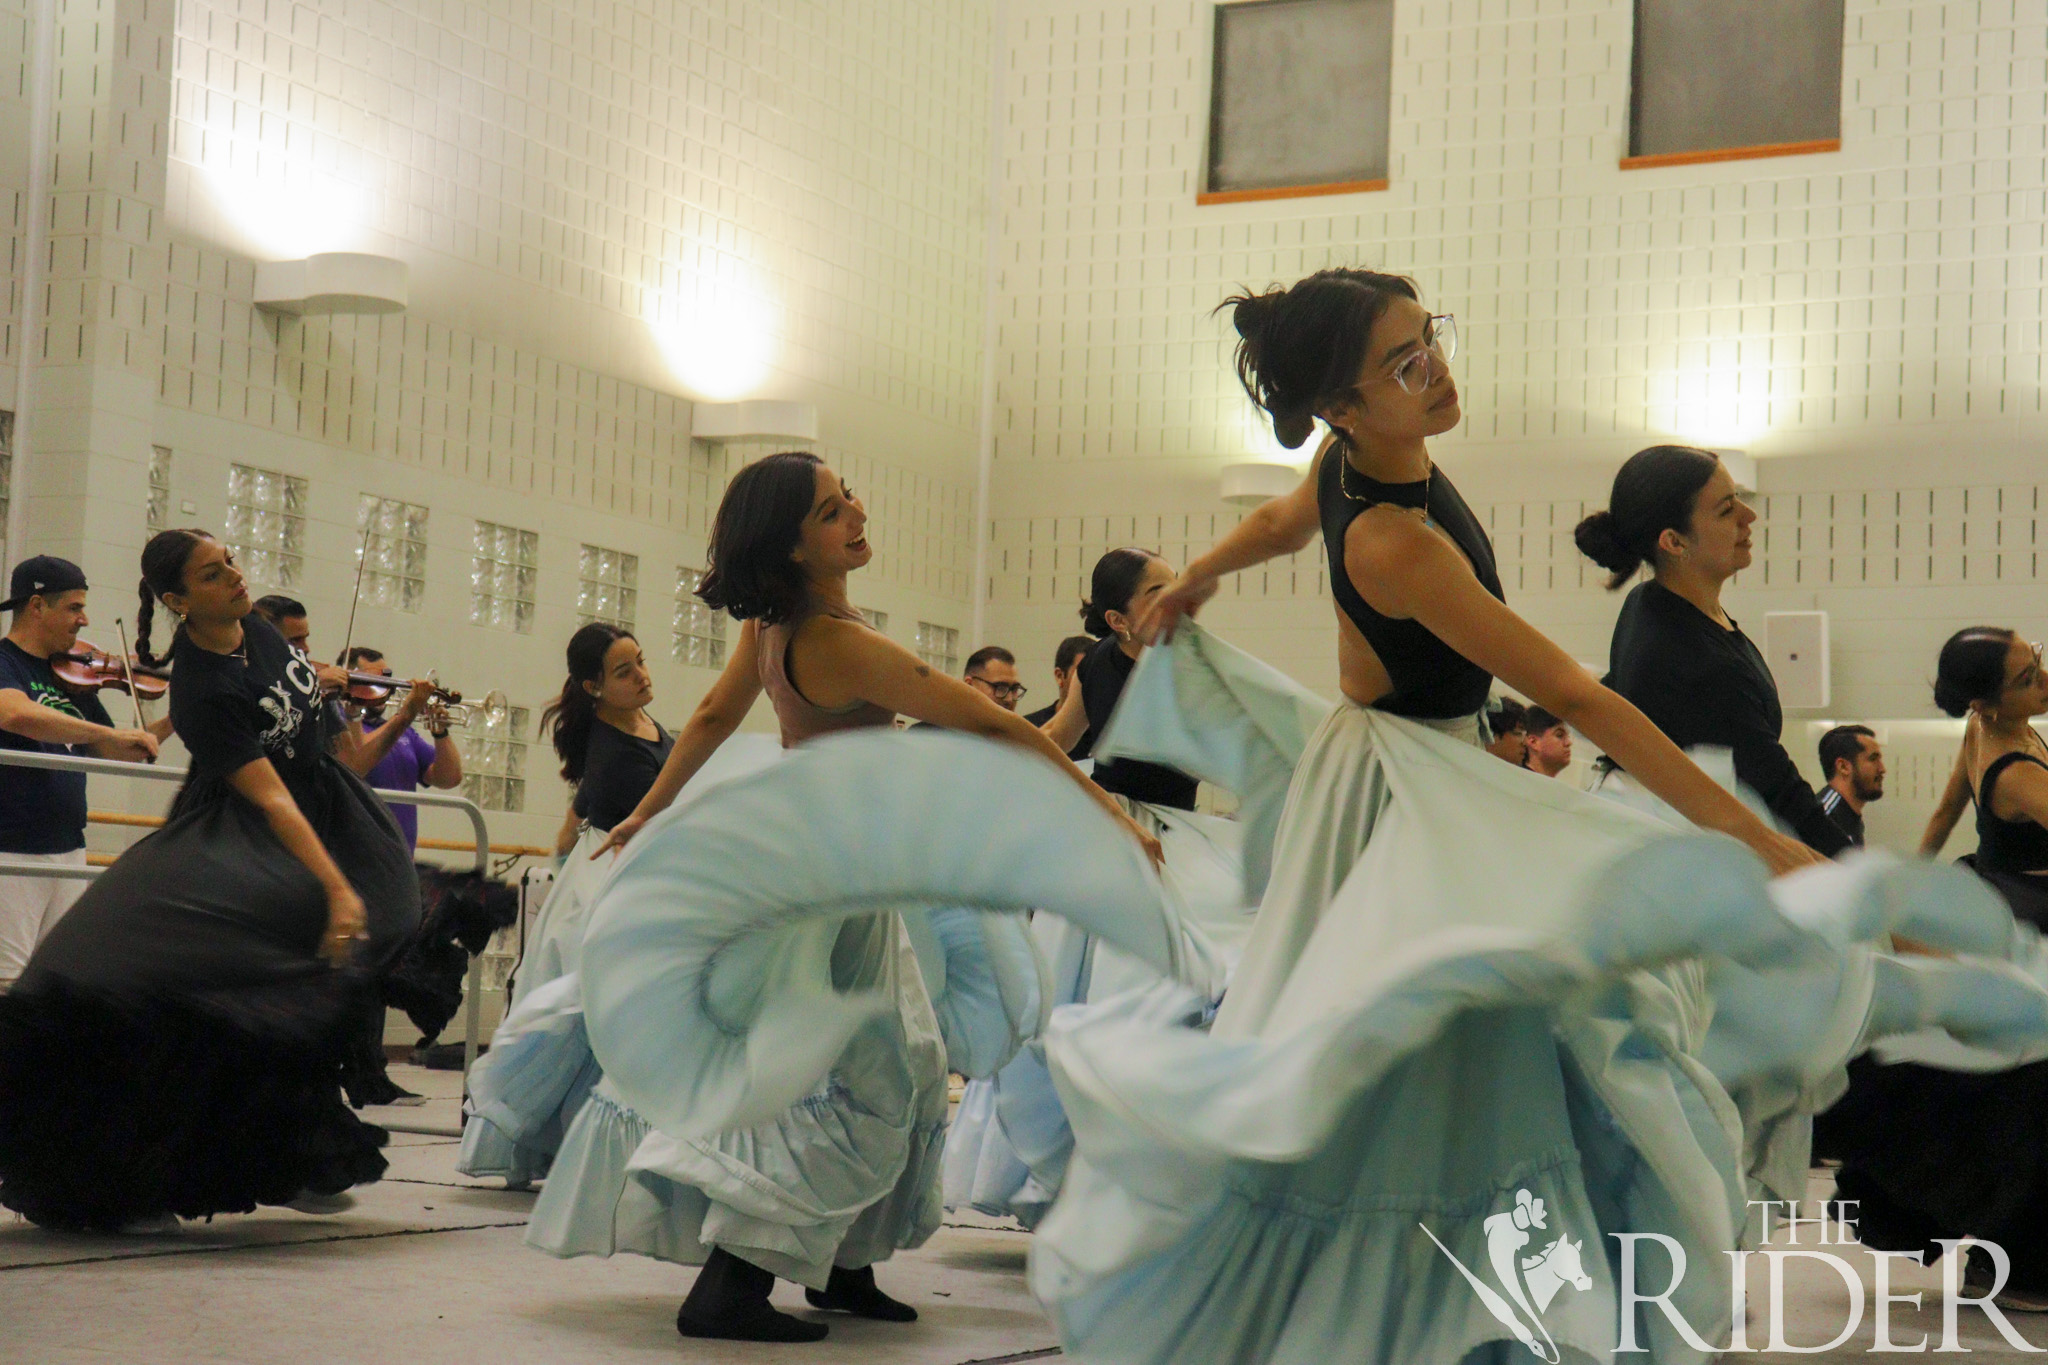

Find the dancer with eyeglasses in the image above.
[
  {"left": 1003, "top": 268, "right": 2034, "bottom": 1365},
  {"left": 1816, "top": 628, "right": 2048, "bottom": 1313},
  {"left": 0, "top": 530, "right": 417, "bottom": 1232}
]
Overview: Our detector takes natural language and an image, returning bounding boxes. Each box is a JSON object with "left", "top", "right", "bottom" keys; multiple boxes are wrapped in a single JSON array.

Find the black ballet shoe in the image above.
[
  {"left": 676, "top": 1247, "right": 829, "bottom": 1343},
  {"left": 804, "top": 1264, "right": 919, "bottom": 1323}
]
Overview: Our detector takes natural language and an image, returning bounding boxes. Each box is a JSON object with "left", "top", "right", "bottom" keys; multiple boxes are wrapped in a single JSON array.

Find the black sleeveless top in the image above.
[
  {"left": 1976, "top": 750, "right": 2048, "bottom": 875},
  {"left": 1317, "top": 448, "right": 1504, "bottom": 719},
  {"left": 1078, "top": 634, "right": 1199, "bottom": 811}
]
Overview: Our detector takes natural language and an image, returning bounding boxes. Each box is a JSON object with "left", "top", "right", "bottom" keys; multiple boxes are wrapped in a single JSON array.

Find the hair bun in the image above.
[
  {"left": 1228, "top": 290, "right": 1278, "bottom": 342},
  {"left": 1273, "top": 410, "right": 1316, "bottom": 450},
  {"left": 1572, "top": 509, "right": 1637, "bottom": 576},
  {"left": 1932, "top": 678, "right": 1975, "bottom": 719}
]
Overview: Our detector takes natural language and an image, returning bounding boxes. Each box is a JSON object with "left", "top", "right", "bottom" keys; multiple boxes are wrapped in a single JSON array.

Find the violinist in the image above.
[{"left": 0, "top": 556, "right": 162, "bottom": 991}]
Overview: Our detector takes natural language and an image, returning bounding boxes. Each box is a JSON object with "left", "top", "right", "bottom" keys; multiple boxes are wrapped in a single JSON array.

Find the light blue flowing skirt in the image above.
[
  {"left": 1028, "top": 628, "right": 2048, "bottom": 1365},
  {"left": 519, "top": 729, "right": 1187, "bottom": 1287}
]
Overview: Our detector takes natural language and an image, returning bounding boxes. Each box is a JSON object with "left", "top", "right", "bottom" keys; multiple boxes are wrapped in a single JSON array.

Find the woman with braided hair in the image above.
[{"left": 0, "top": 529, "right": 416, "bottom": 1231}]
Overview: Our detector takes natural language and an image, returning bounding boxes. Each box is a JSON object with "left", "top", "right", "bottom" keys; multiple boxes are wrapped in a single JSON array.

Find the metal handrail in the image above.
[{"left": 0, "top": 746, "right": 503, "bottom": 1131}]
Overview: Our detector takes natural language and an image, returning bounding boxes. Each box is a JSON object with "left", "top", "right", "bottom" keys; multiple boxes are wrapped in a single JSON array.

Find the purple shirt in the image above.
[{"left": 366, "top": 725, "right": 438, "bottom": 848}]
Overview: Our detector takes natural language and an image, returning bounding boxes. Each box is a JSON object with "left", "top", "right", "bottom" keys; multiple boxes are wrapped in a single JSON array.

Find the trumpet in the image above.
[{"left": 341, "top": 672, "right": 511, "bottom": 730}]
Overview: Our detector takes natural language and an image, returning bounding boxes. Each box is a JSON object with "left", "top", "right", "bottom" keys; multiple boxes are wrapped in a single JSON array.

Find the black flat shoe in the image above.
[
  {"left": 804, "top": 1264, "right": 918, "bottom": 1323},
  {"left": 677, "top": 1247, "right": 829, "bottom": 1343}
]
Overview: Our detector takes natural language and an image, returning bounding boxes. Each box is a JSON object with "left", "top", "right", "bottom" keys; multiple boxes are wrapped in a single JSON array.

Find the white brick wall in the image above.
[{"left": 984, "top": 0, "right": 2048, "bottom": 852}]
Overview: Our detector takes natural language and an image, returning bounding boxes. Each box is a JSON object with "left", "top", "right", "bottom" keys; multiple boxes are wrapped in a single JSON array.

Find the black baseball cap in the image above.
[{"left": 1, "top": 556, "right": 89, "bottom": 612}]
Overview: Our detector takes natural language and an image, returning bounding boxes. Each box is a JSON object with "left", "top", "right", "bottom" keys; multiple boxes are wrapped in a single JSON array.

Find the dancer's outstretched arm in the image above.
[
  {"left": 794, "top": 616, "right": 1162, "bottom": 865},
  {"left": 1140, "top": 439, "right": 1329, "bottom": 643},
  {"left": 1350, "top": 508, "right": 1823, "bottom": 877},
  {"left": 593, "top": 619, "right": 766, "bottom": 855},
  {"left": 1921, "top": 731, "right": 1976, "bottom": 857},
  {"left": 226, "top": 757, "right": 365, "bottom": 964}
]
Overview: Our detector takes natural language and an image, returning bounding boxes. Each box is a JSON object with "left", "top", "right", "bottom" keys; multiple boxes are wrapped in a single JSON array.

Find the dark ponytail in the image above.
[
  {"left": 1219, "top": 268, "right": 1420, "bottom": 450},
  {"left": 1572, "top": 445, "right": 1721, "bottom": 590},
  {"left": 135, "top": 528, "right": 212, "bottom": 668},
  {"left": 1080, "top": 547, "right": 1160, "bottom": 638},
  {"left": 1934, "top": 626, "right": 2018, "bottom": 718},
  {"left": 542, "top": 622, "right": 637, "bottom": 782}
]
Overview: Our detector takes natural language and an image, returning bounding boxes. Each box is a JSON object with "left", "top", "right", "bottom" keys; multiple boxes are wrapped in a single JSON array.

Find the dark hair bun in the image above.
[
  {"left": 1933, "top": 626, "right": 2017, "bottom": 718},
  {"left": 1933, "top": 676, "right": 1979, "bottom": 719},
  {"left": 1272, "top": 410, "right": 1316, "bottom": 450},
  {"left": 1571, "top": 509, "right": 1637, "bottom": 577},
  {"left": 1229, "top": 290, "right": 1277, "bottom": 342}
]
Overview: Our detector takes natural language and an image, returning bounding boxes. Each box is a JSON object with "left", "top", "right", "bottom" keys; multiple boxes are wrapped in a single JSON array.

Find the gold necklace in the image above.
[{"left": 1340, "top": 452, "right": 1436, "bottom": 528}]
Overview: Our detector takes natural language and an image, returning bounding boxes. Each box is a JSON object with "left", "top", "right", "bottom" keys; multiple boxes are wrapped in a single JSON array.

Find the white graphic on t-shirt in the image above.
[{"left": 258, "top": 655, "right": 322, "bottom": 759}]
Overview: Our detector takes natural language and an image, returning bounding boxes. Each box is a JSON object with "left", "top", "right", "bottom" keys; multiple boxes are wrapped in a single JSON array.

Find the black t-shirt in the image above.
[
  {"left": 1819, "top": 788, "right": 1866, "bottom": 849},
  {"left": 573, "top": 718, "right": 675, "bottom": 831},
  {"left": 169, "top": 613, "right": 328, "bottom": 790},
  {"left": 0, "top": 639, "right": 113, "bottom": 854},
  {"left": 1025, "top": 701, "right": 1095, "bottom": 760},
  {"left": 1604, "top": 581, "right": 1851, "bottom": 857},
  {"left": 1078, "top": 635, "right": 1196, "bottom": 810}
]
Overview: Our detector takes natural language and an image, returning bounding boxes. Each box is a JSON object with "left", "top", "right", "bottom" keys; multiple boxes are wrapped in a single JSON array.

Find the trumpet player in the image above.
[{"left": 336, "top": 646, "right": 463, "bottom": 847}]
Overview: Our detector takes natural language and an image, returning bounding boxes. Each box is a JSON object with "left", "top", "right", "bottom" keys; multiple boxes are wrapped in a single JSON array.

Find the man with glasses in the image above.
[{"left": 909, "top": 645, "right": 1027, "bottom": 729}]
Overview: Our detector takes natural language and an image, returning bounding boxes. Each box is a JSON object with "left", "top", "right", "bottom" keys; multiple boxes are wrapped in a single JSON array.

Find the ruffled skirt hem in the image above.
[{"left": 0, "top": 979, "right": 387, "bottom": 1230}]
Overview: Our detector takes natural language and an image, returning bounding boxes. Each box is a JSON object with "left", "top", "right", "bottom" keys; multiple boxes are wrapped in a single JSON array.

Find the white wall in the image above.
[
  {"left": 983, "top": 0, "right": 2048, "bottom": 849},
  {"left": 7, "top": 0, "right": 991, "bottom": 852}
]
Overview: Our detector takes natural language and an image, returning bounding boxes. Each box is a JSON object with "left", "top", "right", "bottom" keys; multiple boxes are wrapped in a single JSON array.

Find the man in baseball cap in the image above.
[{"left": 0, "top": 554, "right": 161, "bottom": 990}]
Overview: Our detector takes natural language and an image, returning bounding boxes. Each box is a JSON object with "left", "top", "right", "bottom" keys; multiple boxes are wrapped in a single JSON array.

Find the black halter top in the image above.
[
  {"left": 1977, "top": 750, "right": 2048, "bottom": 875},
  {"left": 1316, "top": 447, "right": 1505, "bottom": 720}
]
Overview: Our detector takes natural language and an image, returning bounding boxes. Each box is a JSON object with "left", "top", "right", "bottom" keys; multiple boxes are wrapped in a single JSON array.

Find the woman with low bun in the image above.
[
  {"left": 1577, "top": 445, "right": 1853, "bottom": 856},
  {"left": 1042, "top": 547, "right": 1198, "bottom": 811},
  {"left": 1816, "top": 626, "right": 2048, "bottom": 1311}
]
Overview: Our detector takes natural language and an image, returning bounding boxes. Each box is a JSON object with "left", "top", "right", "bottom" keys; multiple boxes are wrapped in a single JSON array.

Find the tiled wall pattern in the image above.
[
  {"left": 991, "top": 0, "right": 2048, "bottom": 468},
  {"left": 166, "top": 0, "right": 993, "bottom": 434}
]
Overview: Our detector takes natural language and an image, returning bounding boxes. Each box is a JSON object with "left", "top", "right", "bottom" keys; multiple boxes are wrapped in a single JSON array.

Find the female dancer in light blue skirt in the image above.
[
  {"left": 458, "top": 623, "right": 777, "bottom": 1185},
  {"left": 945, "top": 546, "right": 1258, "bottom": 1225},
  {"left": 1022, "top": 269, "right": 2048, "bottom": 1365},
  {"left": 527, "top": 451, "right": 1160, "bottom": 1343}
]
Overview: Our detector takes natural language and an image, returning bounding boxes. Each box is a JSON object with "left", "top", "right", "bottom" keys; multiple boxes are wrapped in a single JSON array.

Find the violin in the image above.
[{"left": 52, "top": 642, "right": 170, "bottom": 701}]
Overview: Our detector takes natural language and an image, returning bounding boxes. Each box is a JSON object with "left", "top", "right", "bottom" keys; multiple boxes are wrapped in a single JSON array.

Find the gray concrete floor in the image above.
[{"left": 1, "top": 1066, "right": 2045, "bottom": 1362}]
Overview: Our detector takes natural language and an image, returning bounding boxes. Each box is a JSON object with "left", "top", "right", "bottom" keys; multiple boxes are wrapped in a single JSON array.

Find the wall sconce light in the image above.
[
  {"left": 254, "top": 253, "right": 408, "bottom": 315},
  {"left": 1220, "top": 461, "right": 1299, "bottom": 506},
  {"left": 690, "top": 400, "right": 819, "bottom": 443}
]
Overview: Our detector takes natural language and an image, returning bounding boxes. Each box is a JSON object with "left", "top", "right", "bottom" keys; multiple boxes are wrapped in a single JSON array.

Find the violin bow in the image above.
[
  {"left": 112, "top": 618, "right": 153, "bottom": 761},
  {"left": 338, "top": 520, "right": 373, "bottom": 670}
]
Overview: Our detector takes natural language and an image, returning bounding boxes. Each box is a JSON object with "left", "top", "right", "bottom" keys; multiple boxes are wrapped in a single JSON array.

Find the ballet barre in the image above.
[
  {"left": 0, "top": 747, "right": 505, "bottom": 1134},
  {"left": 84, "top": 809, "right": 553, "bottom": 859}
]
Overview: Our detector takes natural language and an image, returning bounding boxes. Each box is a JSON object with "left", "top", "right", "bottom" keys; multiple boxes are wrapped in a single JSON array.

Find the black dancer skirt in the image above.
[
  {"left": 0, "top": 761, "right": 418, "bottom": 1230},
  {"left": 1813, "top": 856, "right": 2048, "bottom": 1288}
]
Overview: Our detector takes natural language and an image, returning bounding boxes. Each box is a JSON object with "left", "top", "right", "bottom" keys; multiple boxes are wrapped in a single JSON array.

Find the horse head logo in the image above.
[{"left": 1419, "top": 1188, "right": 1593, "bottom": 1363}]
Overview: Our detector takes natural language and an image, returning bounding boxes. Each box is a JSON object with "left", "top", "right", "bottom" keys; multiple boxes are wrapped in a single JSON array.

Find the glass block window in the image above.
[
  {"left": 672, "top": 566, "right": 727, "bottom": 669},
  {"left": 578, "top": 544, "right": 638, "bottom": 630},
  {"left": 225, "top": 463, "right": 309, "bottom": 589},
  {"left": 462, "top": 703, "right": 530, "bottom": 813},
  {"left": 859, "top": 608, "right": 889, "bottom": 635},
  {"left": 471, "top": 521, "right": 537, "bottom": 634},
  {"left": 147, "top": 446, "right": 171, "bottom": 533},
  {"left": 916, "top": 622, "right": 960, "bottom": 674},
  {"left": 355, "top": 494, "right": 428, "bottom": 613}
]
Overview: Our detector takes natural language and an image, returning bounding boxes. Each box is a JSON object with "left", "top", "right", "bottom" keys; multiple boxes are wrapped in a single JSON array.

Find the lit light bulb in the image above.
[{"left": 645, "top": 276, "right": 778, "bottom": 401}]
